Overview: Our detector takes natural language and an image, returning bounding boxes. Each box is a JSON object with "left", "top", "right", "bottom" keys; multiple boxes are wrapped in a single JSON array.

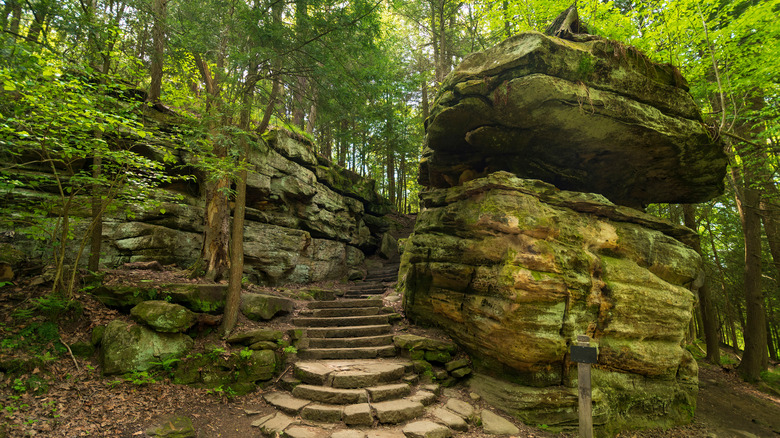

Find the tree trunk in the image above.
[
  {"left": 421, "top": 77, "right": 429, "bottom": 123},
  {"left": 321, "top": 125, "right": 332, "bottom": 160},
  {"left": 386, "top": 148, "right": 395, "bottom": 206},
  {"left": 1, "top": 0, "right": 14, "bottom": 31},
  {"left": 338, "top": 120, "right": 347, "bottom": 167},
  {"left": 194, "top": 52, "right": 230, "bottom": 282},
  {"left": 305, "top": 92, "right": 318, "bottom": 134},
  {"left": 502, "top": 0, "right": 511, "bottom": 38},
  {"left": 26, "top": 0, "right": 50, "bottom": 44},
  {"left": 292, "top": 75, "right": 307, "bottom": 129},
  {"left": 220, "top": 81, "right": 258, "bottom": 338},
  {"left": 8, "top": 0, "right": 21, "bottom": 36},
  {"left": 683, "top": 204, "right": 720, "bottom": 364},
  {"left": 736, "top": 185, "right": 769, "bottom": 380},
  {"left": 148, "top": 0, "right": 166, "bottom": 103}
]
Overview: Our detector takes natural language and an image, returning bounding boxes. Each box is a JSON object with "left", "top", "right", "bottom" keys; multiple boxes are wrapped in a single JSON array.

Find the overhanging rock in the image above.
[{"left": 421, "top": 31, "right": 727, "bottom": 207}]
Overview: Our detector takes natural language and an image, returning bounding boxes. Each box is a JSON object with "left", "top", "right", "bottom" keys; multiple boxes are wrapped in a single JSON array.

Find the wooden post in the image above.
[{"left": 577, "top": 334, "right": 593, "bottom": 438}]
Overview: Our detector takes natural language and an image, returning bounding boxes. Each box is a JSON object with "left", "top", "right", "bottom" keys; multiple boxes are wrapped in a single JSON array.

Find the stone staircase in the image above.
[
  {"left": 294, "top": 299, "right": 396, "bottom": 360},
  {"left": 344, "top": 263, "right": 400, "bottom": 299},
  {"left": 262, "top": 293, "right": 440, "bottom": 428}
]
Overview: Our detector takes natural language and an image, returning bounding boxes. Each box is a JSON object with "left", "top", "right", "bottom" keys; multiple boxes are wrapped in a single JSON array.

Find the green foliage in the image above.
[
  {"left": 123, "top": 371, "right": 157, "bottom": 386},
  {"left": 150, "top": 356, "right": 181, "bottom": 376},
  {"left": 1, "top": 321, "right": 64, "bottom": 356},
  {"left": 206, "top": 346, "right": 227, "bottom": 360},
  {"left": 205, "top": 385, "right": 237, "bottom": 402},
  {"left": 237, "top": 348, "right": 253, "bottom": 361},
  {"left": 282, "top": 345, "right": 298, "bottom": 355}
]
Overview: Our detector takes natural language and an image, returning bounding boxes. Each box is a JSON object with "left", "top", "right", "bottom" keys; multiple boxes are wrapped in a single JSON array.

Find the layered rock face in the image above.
[
  {"left": 403, "top": 30, "right": 723, "bottom": 433},
  {"left": 419, "top": 31, "right": 727, "bottom": 207},
  {"left": 400, "top": 172, "right": 700, "bottom": 431},
  {"left": 3, "top": 127, "right": 392, "bottom": 285}
]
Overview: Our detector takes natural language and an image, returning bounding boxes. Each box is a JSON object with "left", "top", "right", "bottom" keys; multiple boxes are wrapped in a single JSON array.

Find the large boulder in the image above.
[
  {"left": 160, "top": 283, "right": 227, "bottom": 314},
  {"left": 130, "top": 301, "right": 196, "bottom": 333},
  {"left": 240, "top": 293, "right": 294, "bottom": 321},
  {"left": 399, "top": 172, "right": 699, "bottom": 432},
  {"left": 420, "top": 31, "right": 727, "bottom": 207},
  {"left": 101, "top": 319, "right": 193, "bottom": 375}
]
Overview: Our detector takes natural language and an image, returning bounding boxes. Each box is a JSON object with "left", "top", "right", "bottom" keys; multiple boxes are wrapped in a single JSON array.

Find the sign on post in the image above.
[{"left": 571, "top": 334, "right": 597, "bottom": 438}]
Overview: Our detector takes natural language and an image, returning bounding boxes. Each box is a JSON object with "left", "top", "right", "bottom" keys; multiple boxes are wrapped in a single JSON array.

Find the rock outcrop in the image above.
[
  {"left": 419, "top": 31, "right": 727, "bottom": 207},
  {"left": 1, "top": 125, "right": 393, "bottom": 285},
  {"left": 400, "top": 172, "right": 700, "bottom": 431}
]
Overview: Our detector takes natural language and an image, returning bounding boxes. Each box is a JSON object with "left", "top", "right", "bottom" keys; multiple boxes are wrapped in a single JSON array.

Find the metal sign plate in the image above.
[{"left": 570, "top": 345, "right": 598, "bottom": 364}]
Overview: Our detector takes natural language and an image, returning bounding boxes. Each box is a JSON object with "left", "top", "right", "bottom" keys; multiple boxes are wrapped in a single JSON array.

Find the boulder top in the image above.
[{"left": 421, "top": 31, "right": 727, "bottom": 207}]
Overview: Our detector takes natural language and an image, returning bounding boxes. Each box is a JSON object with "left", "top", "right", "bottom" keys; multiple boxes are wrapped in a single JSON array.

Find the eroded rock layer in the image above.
[
  {"left": 399, "top": 172, "right": 699, "bottom": 431},
  {"left": 2, "top": 125, "right": 393, "bottom": 285},
  {"left": 420, "top": 31, "right": 727, "bottom": 207}
]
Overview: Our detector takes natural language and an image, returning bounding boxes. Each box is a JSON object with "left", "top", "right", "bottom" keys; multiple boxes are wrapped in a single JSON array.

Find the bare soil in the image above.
[{"left": 1, "top": 266, "right": 780, "bottom": 438}]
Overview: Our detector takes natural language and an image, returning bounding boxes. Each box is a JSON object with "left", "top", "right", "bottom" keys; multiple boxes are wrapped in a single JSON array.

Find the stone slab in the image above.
[
  {"left": 300, "top": 403, "right": 343, "bottom": 422},
  {"left": 331, "top": 431, "right": 366, "bottom": 438},
  {"left": 366, "top": 383, "right": 411, "bottom": 402},
  {"left": 299, "top": 345, "right": 396, "bottom": 360},
  {"left": 307, "top": 334, "right": 394, "bottom": 349},
  {"left": 432, "top": 407, "right": 468, "bottom": 431},
  {"left": 302, "top": 325, "right": 392, "bottom": 338},
  {"left": 284, "top": 425, "right": 327, "bottom": 438},
  {"left": 263, "top": 392, "right": 310, "bottom": 415},
  {"left": 343, "top": 403, "right": 373, "bottom": 425},
  {"left": 372, "top": 399, "right": 425, "bottom": 424},
  {"left": 481, "top": 409, "right": 520, "bottom": 435},
  {"left": 293, "top": 315, "right": 390, "bottom": 327},
  {"left": 445, "top": 399, "right": 475, "bottom": 420},
  {"left": 292, "top": 384, "right": 367, "bottom": 404},
  {"left": 252, "top": 412, "right": 295, "bottom": 437},
  {"left": 307, "top": 299, "right": 383, "bottom": 309},
  {"left": 402, "top": 420, "right": 453, "bottom": 438},
  {"left": 294, "top": 360, "right": 410, "bottom": 388},
  {"left": 408, "top": 390, "right": 437, "bottom": 406}
]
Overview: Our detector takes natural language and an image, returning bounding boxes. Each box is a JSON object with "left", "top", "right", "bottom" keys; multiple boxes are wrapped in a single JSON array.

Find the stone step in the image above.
[
  {"left": 292, "top": 385, "right": 367, "bottom": 405},
  {"left": 299, "top": 324, "right": 392, "bottom": 339},
  {"left": 262, "top": 392, "right": 311, "bottom": 415},
  {"left": 298, "top": 345, "right": 396, "bottom": 360},
  {"left": 303, "top": 334, "right": 394, "bottom": 349},
  {"left": 344, "top": 285, "right": 386, "bottom": 292},
  {"left": 343, "top": 291, "right": 385, "bottom": 297},
  {"left": 372, "top": 399, "right": 425, "bottom": 424},
  {"left": 306, "top": 299, "right": 383, "bottom": 309},
  {"left": 304, "top": 307, "right": 381, "bottom": 318},
  {"left": 293, "top": 314, "right": 393, "bottom": 328},
  {"left": 364, "top": 276, "right": 397, "bottom": 283},
  {"left": 366, "top": 383, "right": 411, "bottom": 402},
  {"left": 294, "top": 360, "right": 410, "bottom": 388},
  {"left": 300, "top": 403, "right": 343, "bottom": 422}
]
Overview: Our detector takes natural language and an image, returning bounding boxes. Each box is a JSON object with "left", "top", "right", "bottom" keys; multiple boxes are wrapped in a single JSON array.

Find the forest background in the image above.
[{"left": 1, "top": 0, "right": 779, "bottom": 383}]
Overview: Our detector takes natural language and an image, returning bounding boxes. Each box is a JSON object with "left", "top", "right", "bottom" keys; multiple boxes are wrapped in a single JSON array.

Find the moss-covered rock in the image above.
[
  {"left": 422, "top": 31, "right": 727, "bottom": 207},
  {"left": 101, "top": 320, "right": 193, "bottom": 375},
  {"left": 240, "top": 293, "right": 294, "bottom": 321},
  {"left": 172, "top": 347, "right": 277, "bottom": 394},
  {"left": 393, "top": 334, "right": 458, "bottom": 354},
  {"left": 160, "top": 284, "right": 227, "bottom": 314},
  {"left": 401, "top": 172, "right": 699, "bottom": 433},
  {"left": 226, "top": 328, "right": 284, "bottom": 346},
  {"left": 90, "top": 285, "right": 157, "bottom": 310},
  {"left": 130, "top": 301, "right": 196, "bottom": 333}
]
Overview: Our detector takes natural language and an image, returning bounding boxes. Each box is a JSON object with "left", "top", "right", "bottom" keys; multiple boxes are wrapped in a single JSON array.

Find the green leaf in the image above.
[{"left": 3, "top": 81, "right": 16, "bottom": 91}]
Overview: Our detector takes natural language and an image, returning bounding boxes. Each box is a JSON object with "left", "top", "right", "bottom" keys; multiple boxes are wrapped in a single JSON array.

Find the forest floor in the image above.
[{"left": 1, "top": 266, "right": 780, "bottom": 437}]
